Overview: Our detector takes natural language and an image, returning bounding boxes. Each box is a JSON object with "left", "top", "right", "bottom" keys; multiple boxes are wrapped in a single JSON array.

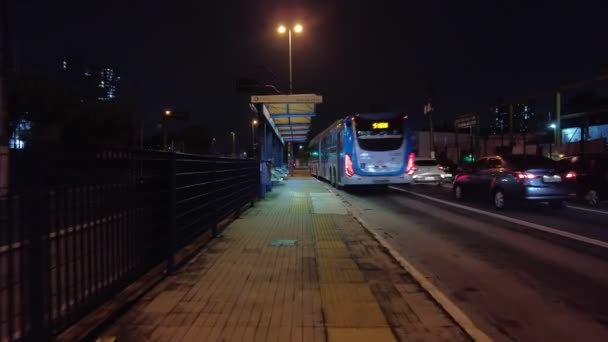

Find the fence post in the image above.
[
  {"left": 250, "top": 160, "right": 255, "bottom": 207},
  {"left": 234, "top": 158, "right": 241, "bottom": 219},
  {"left": 166, "top": 152, "right": 176, "bottom": 274},
  {"left": 29, "top": 153, "right": 50, "bottom": 341},
  {"left": 211, "top": 158, "right": 219, "bottom": 238}
]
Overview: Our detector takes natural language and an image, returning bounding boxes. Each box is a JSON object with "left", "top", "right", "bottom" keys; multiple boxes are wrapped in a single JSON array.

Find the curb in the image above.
[
  {"left": 320, "top": 180, "right": 492, "bottom": 342},
  {"left": 353, "top": 215, "right": 492, "bottom": 342}
]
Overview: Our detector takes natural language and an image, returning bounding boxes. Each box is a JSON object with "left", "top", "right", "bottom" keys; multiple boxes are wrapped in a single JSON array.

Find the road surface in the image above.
[{"left": 331, "top": 181, "right": 608, "bottom": 342}]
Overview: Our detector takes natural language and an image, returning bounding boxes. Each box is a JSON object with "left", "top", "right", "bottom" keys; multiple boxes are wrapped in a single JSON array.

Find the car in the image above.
[
  {"left": 410, "top": 158, "right": 453, "bottom": 184},
  {"left": 557, "top": 154, "right": 608, "bottom": 206},
  {"left": 453, "top": 155, "right": 576, "bottom": 209}
]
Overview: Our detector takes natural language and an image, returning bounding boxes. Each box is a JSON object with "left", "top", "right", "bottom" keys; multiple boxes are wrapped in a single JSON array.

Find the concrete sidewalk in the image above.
[{"left": 98, "top": 178, "right": 468, "bottom": 342}]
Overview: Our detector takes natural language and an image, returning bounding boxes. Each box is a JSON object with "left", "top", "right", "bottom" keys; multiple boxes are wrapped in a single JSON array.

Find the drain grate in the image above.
[{"left": 270, "top": 239, "right": 297, "bottom": 247}]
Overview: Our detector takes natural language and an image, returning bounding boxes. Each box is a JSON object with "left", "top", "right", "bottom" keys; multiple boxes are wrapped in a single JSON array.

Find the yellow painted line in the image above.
[
  {"left": 390, "top": 186, "right": 608, "bottom": 250},
  {"left": 96, "top": 337, "right": 116, "bottom": 342}
]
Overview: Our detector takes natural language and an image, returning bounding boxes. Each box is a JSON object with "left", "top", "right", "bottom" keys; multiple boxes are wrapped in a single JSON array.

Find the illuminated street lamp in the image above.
[
  {"left": 277, "top": 23, "right": 303, "bottom": 93},
  {"left": 251, "top": 119, "right": 258, "bottom": 148},
  {"left": 548, "top": 123, "right": 557, "bottom": 158},
  {"left": 161, "top": 109, "right": 174, "bottom": 150}
]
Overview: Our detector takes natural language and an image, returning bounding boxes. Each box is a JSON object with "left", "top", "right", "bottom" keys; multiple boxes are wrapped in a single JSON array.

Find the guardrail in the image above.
[{"left": 0, "top": 148, "right": 258, "bottom": 341}]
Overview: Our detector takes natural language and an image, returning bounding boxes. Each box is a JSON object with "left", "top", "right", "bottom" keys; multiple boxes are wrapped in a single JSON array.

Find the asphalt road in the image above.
[{"left": 334, "top": 182, "right": 608, "bottom": 342}]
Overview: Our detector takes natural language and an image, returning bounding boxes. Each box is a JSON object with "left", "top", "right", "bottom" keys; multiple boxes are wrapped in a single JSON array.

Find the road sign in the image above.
[
  {"left": 251, "top": 94, "right": 323, "bottom": 104},
  {"left": 455, "top": 114, "right": 477, "bottom": 129}
]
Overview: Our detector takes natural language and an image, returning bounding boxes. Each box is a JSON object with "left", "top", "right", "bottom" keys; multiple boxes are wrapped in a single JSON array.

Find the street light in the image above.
[
  {"left": 277, "top": 23, "right": 303, "bottom": 93},
  {"left": 548, "top": 123, "right": 557, "bottom": 158},
  {"left": 230, "top": 131, "right": 236, "bottom": 157},
  {"left": 161, "top": 109, "right": 174, "bottom": 150},
  {"left": 251, "top": 119, "right": 258, "bottom": 148}
]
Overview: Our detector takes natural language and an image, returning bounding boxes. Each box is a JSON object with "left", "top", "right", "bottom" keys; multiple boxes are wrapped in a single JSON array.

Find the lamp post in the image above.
[
  {"left": 230, "top": 131, "right": 236, "bottom": 157},
  {"left": 162, "top": 109, "right": 172, "bottom": 150},
  {"left": 251, "top": 119, "right": 258, "bottom": 149},
  {"left": 277, "top": 23, "right": 303, "bottom": 94},
  {"left": 549, "top": 123, "right": 557, "bottom": 158}
]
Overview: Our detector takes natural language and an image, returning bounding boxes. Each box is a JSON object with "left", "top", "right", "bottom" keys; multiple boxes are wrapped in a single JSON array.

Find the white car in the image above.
[{"left": 410, "top": 158, "right": 452, "bottom": 184}]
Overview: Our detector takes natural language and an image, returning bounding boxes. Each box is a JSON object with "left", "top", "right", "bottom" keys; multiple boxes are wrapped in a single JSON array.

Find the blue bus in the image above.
[{"left": 309, "top": 112, "right": 414, "bottom": 187}]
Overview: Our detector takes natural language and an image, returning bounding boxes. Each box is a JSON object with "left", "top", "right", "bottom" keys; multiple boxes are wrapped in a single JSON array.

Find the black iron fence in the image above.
[{"left": 0, "top": 148, "right": 258, "bottom": 341}]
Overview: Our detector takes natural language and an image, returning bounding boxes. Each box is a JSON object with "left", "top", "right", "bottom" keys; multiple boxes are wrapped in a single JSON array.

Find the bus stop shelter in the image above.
[{"left": 250, "top": 94, "right": 322, "bottom": 196}]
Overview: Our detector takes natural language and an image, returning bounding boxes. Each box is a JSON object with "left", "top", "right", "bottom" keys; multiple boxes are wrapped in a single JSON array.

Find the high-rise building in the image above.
[
  {"left": 94, "top": 66, "right": 119, "bottom": 101},
  {"left": 513, "top": 103, "right": 536, "bottom": 133},
  {"left": 60, "top": 60, "right": 120, "bottom": 102},
  {"left": 490, "top": 102, "right": 537, "bottom": 135},
  {"left": 490, "top": 106, "right": 509, "bottom": 135}
]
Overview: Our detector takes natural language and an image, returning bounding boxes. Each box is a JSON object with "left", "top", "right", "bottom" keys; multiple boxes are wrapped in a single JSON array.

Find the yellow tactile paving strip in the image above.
[{"left": 97, "top": 179, "right": 465, "bottom": 342}]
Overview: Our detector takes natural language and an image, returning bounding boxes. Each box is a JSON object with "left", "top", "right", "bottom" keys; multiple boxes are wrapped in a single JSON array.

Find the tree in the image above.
[
  {"left": 180, "top": 125, "right": 211, "bottom": 154},
  {"left": 8, "top": 72, "right": 134, "bottom": 148}
]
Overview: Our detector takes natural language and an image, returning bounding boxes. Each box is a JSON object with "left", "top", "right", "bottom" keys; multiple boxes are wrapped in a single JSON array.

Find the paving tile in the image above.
[{"left": 97, "top": 179, "right": 468, "bottom": 342}]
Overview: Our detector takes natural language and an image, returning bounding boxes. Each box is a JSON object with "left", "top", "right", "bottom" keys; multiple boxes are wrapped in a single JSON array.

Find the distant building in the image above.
[
  {"left": 513, "top": 103, "right": 537, "bottom": 133},
  {"left": 60, "top": 59, "right": 120, "bottom": 102},
  {"left": 490, "top": 102, "right": 537, "bottom": 135},
  {"left": 490, "top": 106, "right": 509, "bottom": 135},
  {"left": 9, "top": 118, "right": 32, "bottom": 150}
]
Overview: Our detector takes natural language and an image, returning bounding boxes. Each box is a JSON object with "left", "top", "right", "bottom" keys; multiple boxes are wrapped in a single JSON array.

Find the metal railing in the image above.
[{"left": 0, "top": 148, "right": 258, "bottom": 341}]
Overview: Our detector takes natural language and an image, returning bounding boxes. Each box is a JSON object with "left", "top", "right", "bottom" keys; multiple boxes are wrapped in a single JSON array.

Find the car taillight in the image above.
[
  {"left": 515, "top": 172, "right": 537, "bottom": 180},
  {"left": 345, "top": 154, "right": 354, "bottom": 177},
  {"left": 406, "top": 152, "right": 416, "bottom": 175},
  {"left": 438, "top": 166, "right": 444, "bottom": 171},
  {"left": 565, "top": 171, "right": 576, "bottom": 179}
]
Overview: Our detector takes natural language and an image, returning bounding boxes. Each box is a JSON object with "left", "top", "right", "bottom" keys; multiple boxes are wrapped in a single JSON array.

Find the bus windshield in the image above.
[{"left": 355, "top": 115, "right": 404, "bottom": 151}]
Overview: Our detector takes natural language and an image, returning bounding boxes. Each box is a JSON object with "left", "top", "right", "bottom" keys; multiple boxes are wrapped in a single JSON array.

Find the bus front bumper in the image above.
[{"left": 342, "top": 174, "right": 413, "bottom": 185}]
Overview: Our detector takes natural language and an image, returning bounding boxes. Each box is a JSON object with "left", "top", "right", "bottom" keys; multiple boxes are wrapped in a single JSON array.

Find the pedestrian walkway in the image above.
[{"left": 98, "top": 177, "right": 468, "bottom": 341}]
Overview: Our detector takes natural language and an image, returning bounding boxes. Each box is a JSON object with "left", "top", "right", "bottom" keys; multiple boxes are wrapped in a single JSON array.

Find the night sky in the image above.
[{"left": 10, "top": 0, "right": 608, "bottom": 150}]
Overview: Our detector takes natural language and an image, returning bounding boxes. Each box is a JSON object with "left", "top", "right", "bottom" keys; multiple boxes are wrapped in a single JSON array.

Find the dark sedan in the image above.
[
  {"left": 453, "top": 155, "right": 576, "bottom": 209},
  {"left": 557, "top": 154, "right": 608, "bottom": 206}
]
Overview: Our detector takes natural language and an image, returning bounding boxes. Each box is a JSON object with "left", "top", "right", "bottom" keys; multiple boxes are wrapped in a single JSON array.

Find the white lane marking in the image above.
[
  {"left": 569, "top": 205, "right": 608, "bottom": 215},
  {"left": 354, "top": 215, "right": 493, "bottom": 342},
  {"left": 316, "top": 179, "right": 493, "bottom": 342},
  {"left": 389, "top": 186, "right": 608, "bottom": 249}
]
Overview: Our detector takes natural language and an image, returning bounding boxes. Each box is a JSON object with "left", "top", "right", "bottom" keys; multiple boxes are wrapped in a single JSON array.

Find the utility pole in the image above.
[
  {"left": 555, "top": 91, "right": 561, "bottom": 149},
  {"left": 230, "top": 132, "right": 236, "bottom": 157},
  {"left": 508, "top": 103, "right": 514, "bottom": 149},
  {"left": 0, "top": 0, "right": 10, "bottom": 196},
  {"left": 288, "top": 28, "right": 293, "bottom": 94},
  {"left": 424, "top": 87, "right": 435, "bottom": 158}
]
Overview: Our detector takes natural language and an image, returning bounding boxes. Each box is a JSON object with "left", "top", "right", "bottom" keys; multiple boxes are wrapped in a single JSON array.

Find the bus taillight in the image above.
[
  {"left": 345, "top": 154, "right": 355, "bottom": 177},
  {"left": 406, "top": 152, "right": 416, "bottom": 175}
]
